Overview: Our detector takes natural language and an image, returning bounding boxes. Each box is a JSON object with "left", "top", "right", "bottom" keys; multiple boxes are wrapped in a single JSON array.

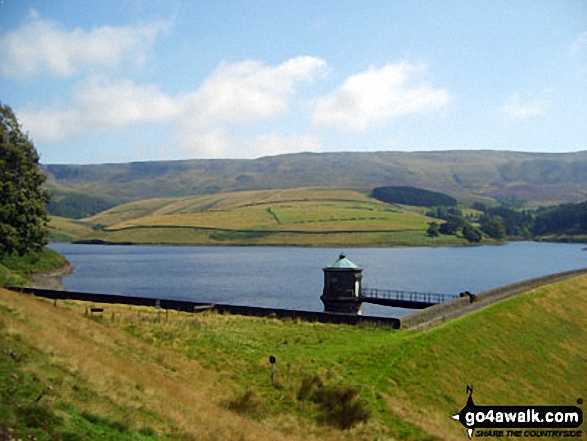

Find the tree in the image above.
[
  {"left": 480, "top": 216, "right": 506, "bottom": 240},
  {"left": 471, "top": 202, "right": 487, "bottom": 212},
  {"left": 426, "top": 206, "right": 463, "bottom": 220},
  {"left": 462, "top": 224, "right": 482, "bottom": 243},
  {"left": 426, "top": 222, "right": 440, "bottom": 237},
  {"left": 439, "top": 214, "right": 466, "bottom": 235},
  {"left": 0, "top": 104, "right": 49, "bottom": 256}
]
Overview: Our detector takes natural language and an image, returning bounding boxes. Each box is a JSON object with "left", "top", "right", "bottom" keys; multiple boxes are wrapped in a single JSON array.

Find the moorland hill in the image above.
[{"left": 43, "top": 150, "right": 587, "bottom": 207}]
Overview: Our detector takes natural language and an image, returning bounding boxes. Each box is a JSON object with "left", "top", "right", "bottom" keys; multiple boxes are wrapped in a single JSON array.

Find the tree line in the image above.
[
  {"left": 425, "top": 201, "right": 587, "bottom": 243},
  {"left": 372, "top": 186, "right": 457, "bottom": 207}
]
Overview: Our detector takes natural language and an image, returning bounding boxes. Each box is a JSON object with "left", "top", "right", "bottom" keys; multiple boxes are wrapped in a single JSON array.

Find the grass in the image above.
[
  {"left": 47, "top": 216, "right": 97, "bottom": 242},
  {"left": 50, "top": 187, "right": 473, "bottom": 247},
  {"left": 1, "top": 272, "right": 585, "bottom": 440},
  {"left": 0, "top": 248, "right": 68, "bottom": 287}
]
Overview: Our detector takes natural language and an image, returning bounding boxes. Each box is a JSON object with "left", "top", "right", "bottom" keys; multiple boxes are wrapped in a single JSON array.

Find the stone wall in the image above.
[{"left": 7, "top": 286, "right": 400, "bottom": 328}]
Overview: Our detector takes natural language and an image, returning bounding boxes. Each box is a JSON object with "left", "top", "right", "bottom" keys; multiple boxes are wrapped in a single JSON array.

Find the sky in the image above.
[{"left": 1, "top": 1, "right": 586, "bottom": 164}]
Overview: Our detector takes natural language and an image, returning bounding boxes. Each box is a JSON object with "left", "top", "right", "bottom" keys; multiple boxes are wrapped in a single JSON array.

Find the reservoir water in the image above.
[{"left": 49, "top": 242, "right": 587, "bottom": 317}]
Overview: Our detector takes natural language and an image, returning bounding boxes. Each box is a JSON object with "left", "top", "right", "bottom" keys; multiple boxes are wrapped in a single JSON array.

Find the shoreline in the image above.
[
  {"left": 31, "top": 263, "right": 75, "bottom": 290},
  {"left": 67, "top": 238, "right": 499, "bottom": 248}
]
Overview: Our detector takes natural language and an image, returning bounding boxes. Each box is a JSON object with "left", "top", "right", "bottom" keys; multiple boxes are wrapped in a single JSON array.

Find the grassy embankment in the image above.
[
  {"left": 1, "top": 273, "right": 585, "bottom": 440},
  {"left": 0, "top": 248, "right": 68, "bottom": 287},
  {"left": 48, "top": 187, "right": 473, "bottom": 247}
]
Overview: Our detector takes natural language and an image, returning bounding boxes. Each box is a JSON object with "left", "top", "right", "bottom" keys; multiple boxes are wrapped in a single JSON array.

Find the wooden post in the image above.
[
  {"left": 269, "top": 355, "right": 276, "bottom": 386},
  {"left": 155, "top": 300, "right": 161, "bottom": 323}
]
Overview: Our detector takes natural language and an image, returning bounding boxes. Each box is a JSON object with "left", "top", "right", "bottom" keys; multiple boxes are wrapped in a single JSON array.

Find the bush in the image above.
[
  {"left": 297, "top": 376, "right": 369, "bottom": 429},
  {"left": 297, "top": 374, "right": 323, "bottom": 400},
  {"left": 226, "top": 390, "right": 264, "bottom": 416},
  {"left": 313, "top": 385, "right": 370, "bottom": 429}
]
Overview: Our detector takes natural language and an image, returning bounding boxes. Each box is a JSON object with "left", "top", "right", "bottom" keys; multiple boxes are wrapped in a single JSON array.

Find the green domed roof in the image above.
[{"left": 325, "top": 252, "right": 362, "bottom": 270}]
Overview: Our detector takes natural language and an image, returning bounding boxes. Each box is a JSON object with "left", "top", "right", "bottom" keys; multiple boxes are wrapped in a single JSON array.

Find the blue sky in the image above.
[{"left": 1, "top": 1, "right": 586, "bottom": 164}]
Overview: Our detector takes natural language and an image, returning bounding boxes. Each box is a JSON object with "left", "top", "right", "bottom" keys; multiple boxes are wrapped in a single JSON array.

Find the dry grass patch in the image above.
[{"left": 0, "top": 289, "right": 340, "bottom": 441}]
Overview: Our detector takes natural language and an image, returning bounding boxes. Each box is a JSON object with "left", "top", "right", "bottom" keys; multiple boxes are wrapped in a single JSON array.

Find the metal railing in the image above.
[{"left": 360, "top": 287, "right": 458, "bottom": 304}]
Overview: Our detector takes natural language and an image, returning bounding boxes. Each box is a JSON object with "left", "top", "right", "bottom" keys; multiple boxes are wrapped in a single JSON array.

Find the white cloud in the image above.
[
  {"left": 178, "top": 131, "right": 323, "bottom": 159},
  {"left": 0, "top": 9, "right": 168, "bottom": 78},
  {"left": 248, "top": 133, "right": 322, "bottom": 157},
  {"left": 500, "top": 94, "right": 550, "bottom": 118},
  {"left": 181, "top": 56, "right": 327, "bottom": 128},
  {"left": 19, "top": 56, "right": 327, "bottom": 158},
  {"left": 313, "top": 62, "right": 452, "bottom": 131},
  {"left": 19, "top": 77, "right": 179, "bottom": 141}
]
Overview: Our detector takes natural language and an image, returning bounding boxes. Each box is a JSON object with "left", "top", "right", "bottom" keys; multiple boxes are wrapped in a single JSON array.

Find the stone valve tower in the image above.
[{"left": 320, "top": 252, "right": 363, "bottom": 315}]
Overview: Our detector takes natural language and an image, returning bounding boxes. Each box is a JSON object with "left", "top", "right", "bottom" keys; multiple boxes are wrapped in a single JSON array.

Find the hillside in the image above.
[
  {"left": 48, "top": 187, "right": 468, "bottom": 247},
  {"left": 1, "top": 271, "right": 585, "bottom": 440},
  {"left": 0, "top": 248, "right": 68, "bottom": 287},
  {"left": 42, "top": 150, "right": 587, "bottom": 207}
]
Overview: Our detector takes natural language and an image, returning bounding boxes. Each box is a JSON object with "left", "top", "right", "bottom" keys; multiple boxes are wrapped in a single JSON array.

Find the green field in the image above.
[
  {"left": 49, "top": 187, "right": 471, "bottom": 247},
  {"left": 1, "top": 272, "right": 585, "bottom": 440}
]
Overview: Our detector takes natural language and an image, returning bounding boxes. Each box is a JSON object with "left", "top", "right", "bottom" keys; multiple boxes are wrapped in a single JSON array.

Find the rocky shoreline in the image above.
[{"left": 31, "top": 263, "right": 75, "bottom": 290}]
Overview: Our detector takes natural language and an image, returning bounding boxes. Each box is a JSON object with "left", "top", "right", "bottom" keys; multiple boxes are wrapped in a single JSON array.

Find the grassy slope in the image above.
[
  {"left": 1, "top": 273, "right": 585, "bottom": 440},
  {"left": 51, "top": 187, "right": 469, "bottom": 247},
  {"left": 0, "top": 248, "right": 68, "bottom": 287},
  {"left": 47, "top": 216, "right": 97, "bottom": 242}
]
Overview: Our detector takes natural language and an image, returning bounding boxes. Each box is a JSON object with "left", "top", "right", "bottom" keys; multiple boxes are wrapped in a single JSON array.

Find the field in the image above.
[
  {"left": 1, "top": 272, "right": 585, "bottom": 440},
  {"left": 49, "top": 187, "right": 469, "bottom": 247}
]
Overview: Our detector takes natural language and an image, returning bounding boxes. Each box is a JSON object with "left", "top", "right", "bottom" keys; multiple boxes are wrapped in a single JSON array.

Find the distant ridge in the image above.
[{"left": 42, "top": 150, "right": 587, "bottom": 205}]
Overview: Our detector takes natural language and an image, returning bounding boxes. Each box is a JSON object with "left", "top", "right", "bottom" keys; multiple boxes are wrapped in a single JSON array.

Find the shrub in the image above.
[
  {"left": 297, "top": 374, "right": 323, "bottom": 400},
  {"left": 297, "top": 375, "right": 369, "bottom": 429},
  {"left": 312, "top": 385, "right": 370, "bottom": 429},
  {"left": 226, "top": 390, "right": 263, "bottom": 416}
]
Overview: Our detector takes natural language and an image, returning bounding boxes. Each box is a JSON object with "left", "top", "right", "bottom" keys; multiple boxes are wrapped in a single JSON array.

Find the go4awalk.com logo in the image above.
[{"left": 451, "top": 386, "right": 583, "bottom": 439}]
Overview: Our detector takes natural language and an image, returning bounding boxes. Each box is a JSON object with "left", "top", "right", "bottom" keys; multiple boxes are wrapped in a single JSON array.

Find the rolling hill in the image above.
[
  {"left": 42, "top": 150, "right": 587, "bottom": 208},
  {"left": 49, "top": 187, "right": 466, "bottom": 247}
]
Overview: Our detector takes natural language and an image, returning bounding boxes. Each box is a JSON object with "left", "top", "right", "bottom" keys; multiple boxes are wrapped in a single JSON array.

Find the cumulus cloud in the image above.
[
  {"left": 19, "top": 77, "right": 179, "bottom": 141},
  {"left": 313, "top": 62, "right": 452, "bottom": 131},
  {"left": 0, "top": 9, "right": 168, "bottom": 78},
  {"left": 500, "top": 94, "right": 550, "bottom": 118},
  {"left": 177, "top": 131, "right": 322, "bottom": 159},
  {"left": 239, "top": 133, "right": 322, "bottom": 158},
  {"left": 20, "top": 56, "right": 327, "bottom": 157},
  {"left": 180, "top": 56, "right": 327, "bottom": 128}
]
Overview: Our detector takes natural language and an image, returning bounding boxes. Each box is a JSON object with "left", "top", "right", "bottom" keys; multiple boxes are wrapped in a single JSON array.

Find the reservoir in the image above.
[{"left": 49, "top": 242, "right": 587, "bottom": 317}]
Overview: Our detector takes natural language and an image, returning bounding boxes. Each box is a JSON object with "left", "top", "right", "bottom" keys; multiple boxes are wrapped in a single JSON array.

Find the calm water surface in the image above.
[{"left": 49, "top": 242, "right": 587, "bottom": 317}]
